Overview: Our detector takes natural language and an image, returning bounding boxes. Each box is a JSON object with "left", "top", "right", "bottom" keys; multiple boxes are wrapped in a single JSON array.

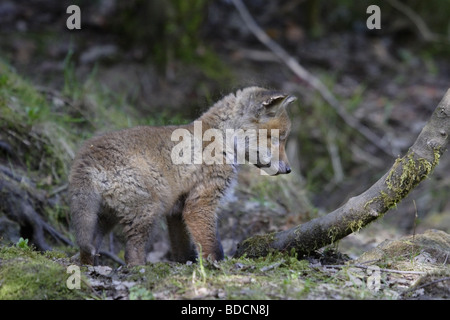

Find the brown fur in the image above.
[{"left": 69, "top": 87, "right": 295, "bottom": 266}]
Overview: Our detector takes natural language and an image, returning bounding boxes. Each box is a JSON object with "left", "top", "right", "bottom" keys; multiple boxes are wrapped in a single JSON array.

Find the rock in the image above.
[
  {"left": 357, "top": 229, "right": 450, "bottom": 267},
  {"left": 88, "top": 265, "right": 113, "bottom": 276}
]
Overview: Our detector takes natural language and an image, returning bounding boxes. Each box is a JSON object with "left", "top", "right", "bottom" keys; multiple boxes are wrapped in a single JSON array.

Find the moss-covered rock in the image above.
[
  {"left": 0, "top": 246, "right": 91, "bottom": 299},
  {"left": 357, "top": 229, "right": 450, "bottom": 271}
]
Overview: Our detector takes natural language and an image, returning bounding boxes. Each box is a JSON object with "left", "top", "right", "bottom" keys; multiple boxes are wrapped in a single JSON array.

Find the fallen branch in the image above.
[
  {"left": 235, "top": 89, "right": 450, "bottom": 259},
  {"left": 230, "top": 0, "right": 394, "bottom": 156}
]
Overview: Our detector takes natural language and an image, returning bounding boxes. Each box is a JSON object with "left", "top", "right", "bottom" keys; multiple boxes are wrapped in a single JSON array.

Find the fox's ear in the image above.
[{"left": 261, "top": 94, "right": 297, "bottom": 118}]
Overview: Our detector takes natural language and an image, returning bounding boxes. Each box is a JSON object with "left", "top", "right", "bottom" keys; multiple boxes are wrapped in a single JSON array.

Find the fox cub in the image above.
[{"left": 69, "top": 87, "right": 296, "bottom": 266}]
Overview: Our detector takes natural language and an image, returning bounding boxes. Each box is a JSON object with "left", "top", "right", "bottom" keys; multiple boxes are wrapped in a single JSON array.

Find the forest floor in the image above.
[
  {"left": 1, "top": 228, "right": 449, "bottom": 300},
  {"left": 0, "top": 1, "right": 449, "bottom": 300}
]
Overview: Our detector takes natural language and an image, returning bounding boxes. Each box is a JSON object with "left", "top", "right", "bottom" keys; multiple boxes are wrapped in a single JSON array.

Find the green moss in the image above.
[
  {"left": 131, "top": 262, "right": 174, "bottom": 288},
  {"left": 432, "top": 147, "right": 441, "bottom": 167},
  {"left": 327, "top": 226, "right": 340, "bottom": 243},
  {"left": 348, "top": 219, "right": 365, "bottom": 233},
  {"left": 127, "top": 249, "right": 325, "bottom": 299},
  {"left": 236, "top": 232, "right": 277, "bottom": 259},
  {"left": 129, "top": 285, "right": 154, "bottom": 300},
  {"left": 0, "top": 246, "right": 90, "bottom": 299},
  {"left": 386, "top": 154, "right": 433, "bottom": 203},
  {"left": 365, "top": 151, "right": 439, "bottom": 214},
  {"left": 0, "top": 62, "right": 49, "bottom": 125},
  {"left": 0, "top": 61, "right": 74, "bottom": 183}
]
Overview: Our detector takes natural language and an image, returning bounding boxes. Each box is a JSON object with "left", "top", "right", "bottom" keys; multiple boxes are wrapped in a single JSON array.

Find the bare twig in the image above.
[
  {"left": 230, "top": 0, "right": 394, "bottom": 156},
  {"left": 320, "top": 264, "right": 427, "bottom": 275},
  {"left": 42, "top": 222, "right": 74, "bottom": 246},
  {"left": 99, "top": 250, "right": 126, "bottom": 266},
  {"left": 400, "top": 277, "right": 450, "bottom": 297},
  {"left": 48, "top": 183, "right": 68, "bottom": 197},
  {"left": 387, "top": 0, "right": 449, "bottom": 43}
]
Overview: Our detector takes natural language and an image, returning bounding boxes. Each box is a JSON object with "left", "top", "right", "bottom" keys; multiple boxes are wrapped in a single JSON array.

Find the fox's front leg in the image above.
[{"left": 182, "top": 189, "right": 224, "bottom": 261}]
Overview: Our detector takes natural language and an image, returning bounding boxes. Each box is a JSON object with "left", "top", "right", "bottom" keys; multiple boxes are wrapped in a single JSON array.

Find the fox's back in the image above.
[{"left": 69, "top": 126, "right": 189, "bottom": 209}]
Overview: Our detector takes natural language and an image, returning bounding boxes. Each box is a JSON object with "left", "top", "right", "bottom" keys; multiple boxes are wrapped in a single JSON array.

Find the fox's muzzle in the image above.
[
  {"left": 255, "top": 160, "right": 291, "bottom": 175},
  {"left": 276, "top": 161, "right": 291, "bottom": 175}
]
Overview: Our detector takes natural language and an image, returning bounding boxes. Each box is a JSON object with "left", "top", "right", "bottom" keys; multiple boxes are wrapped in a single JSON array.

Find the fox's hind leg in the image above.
[
  {"left": 123, "top": 223, "right": 151, "bottom": 266},
  {"left": 92, "top": 208, "right": 119, "bottom": 265},
  {"left": 122, "top": 203, "right": 159, "bottom": 266},
  {"left": 70, "top": 189, "right": 102, "bottom": 265}
]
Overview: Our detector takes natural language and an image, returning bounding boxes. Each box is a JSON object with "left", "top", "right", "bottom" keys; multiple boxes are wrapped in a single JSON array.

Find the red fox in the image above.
[{"left": 69, "top": 87, "right": 295, "bottom": 266}]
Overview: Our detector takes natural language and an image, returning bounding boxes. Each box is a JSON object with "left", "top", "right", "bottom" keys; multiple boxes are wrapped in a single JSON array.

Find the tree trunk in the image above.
[{"left": 234, "top": 89, "right": 450, "bottom": 259}]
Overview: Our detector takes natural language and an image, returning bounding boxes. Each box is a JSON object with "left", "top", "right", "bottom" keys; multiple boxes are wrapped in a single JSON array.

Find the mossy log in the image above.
[{"left": 235, "top": 89, "right": 450, "bottom": 259}]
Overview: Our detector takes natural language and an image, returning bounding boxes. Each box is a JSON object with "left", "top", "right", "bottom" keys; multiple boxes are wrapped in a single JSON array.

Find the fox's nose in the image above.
[{"left": 279, "top": 162, "right": 291, "bottom": 174}]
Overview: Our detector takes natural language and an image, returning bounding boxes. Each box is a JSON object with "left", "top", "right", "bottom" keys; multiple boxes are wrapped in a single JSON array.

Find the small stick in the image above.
[
  {"left": 320, "top": 264, "right": 427, "bottom": 275},
  {"left": 400, "top": 277, "right": 450, "bottom": 297}
]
